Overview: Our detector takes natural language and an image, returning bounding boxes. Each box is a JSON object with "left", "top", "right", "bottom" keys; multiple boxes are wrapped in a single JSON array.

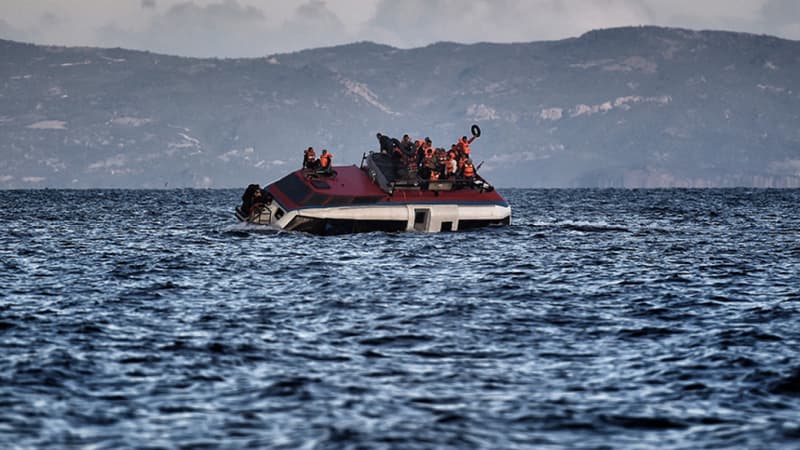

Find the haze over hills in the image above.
[{"left": 1, "top": 26, "right": 799, "bottom": 188}]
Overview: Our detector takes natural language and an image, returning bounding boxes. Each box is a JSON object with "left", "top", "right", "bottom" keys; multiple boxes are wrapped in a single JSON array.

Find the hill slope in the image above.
[{"left": 1, "top": 26, "right": 799, "bottom": 188}]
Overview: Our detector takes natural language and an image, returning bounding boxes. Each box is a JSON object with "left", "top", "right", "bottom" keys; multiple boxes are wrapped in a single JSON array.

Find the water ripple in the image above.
[{"left": 0, "top": 188, "right": 799, "bottom": 449}]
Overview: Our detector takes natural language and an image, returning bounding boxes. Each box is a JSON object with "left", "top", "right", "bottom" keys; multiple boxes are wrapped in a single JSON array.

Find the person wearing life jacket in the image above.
[
  {"left": 318, "top": 149, "right": 333, "bottom": 174},
  {"left": 303, "top": 147, "right": 317, "bottom": 169},
  {"left": 462, "top": 158, "right": 476, "bottom": 180},
  {"left": 457, "top": 135, "right": 476, "bottom": 158}
]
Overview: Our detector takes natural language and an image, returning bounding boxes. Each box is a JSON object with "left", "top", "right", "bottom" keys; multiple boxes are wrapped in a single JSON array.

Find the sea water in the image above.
[{"left": 1, "top": 188, "right": 798, "bottom": 449}]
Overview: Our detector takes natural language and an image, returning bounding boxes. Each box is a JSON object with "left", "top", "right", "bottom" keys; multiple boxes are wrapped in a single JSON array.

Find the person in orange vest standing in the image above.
[
  {"left": 318, "top": 149, "right": 333, "bottom": 174},
  {"left": 457, "top": 135, "right": 476, "bottom": 158}
]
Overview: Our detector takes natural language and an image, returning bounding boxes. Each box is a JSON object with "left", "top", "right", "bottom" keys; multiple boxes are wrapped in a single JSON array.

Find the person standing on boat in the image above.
[{"left": 457, "top": 135, "right": 476, "bottom": 159}]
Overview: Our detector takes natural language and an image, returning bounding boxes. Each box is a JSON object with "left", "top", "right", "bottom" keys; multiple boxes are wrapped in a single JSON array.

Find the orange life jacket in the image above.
[
  {"left": 319, "top": 153, "right": 332, "bottom": 169},
  {"left": 463, "top": 162, "right": 475, "bottom": 178},
  {"left": 457, "top": 136, "right": 475, "bottom": 156}
]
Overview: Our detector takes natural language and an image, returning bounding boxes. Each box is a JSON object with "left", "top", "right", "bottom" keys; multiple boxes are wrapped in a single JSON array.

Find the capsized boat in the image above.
[{"left": 236, "top": 138, "right": 511, "bottom": 235}]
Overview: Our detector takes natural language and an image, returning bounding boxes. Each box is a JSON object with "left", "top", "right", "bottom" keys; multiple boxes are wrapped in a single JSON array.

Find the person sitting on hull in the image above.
[
  {"left": 318, "top": 149, "right": 334, "bottom": 175},
  {"left": 303, "top": 146, "right": 318, "bottom": 170}
]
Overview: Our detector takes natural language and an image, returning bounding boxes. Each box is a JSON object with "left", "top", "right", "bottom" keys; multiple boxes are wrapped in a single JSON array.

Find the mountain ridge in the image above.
[{"left": 1, "top": 26, "right": 799, "bottom": 188}]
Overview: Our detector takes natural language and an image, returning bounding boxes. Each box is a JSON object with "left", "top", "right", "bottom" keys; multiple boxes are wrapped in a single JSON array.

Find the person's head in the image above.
[
  {"left": 425, "top": 137, "right": 431, "bottom": 144},
  {"left": 461, "top": 136, "right": 467, "bottom": 141},
  {"left": 308, "top": 146, "right": 313, "bottom": 151},
  {"left": 376, "top": 133, "right": 382, "bottom": 138},
  {"left": 402, "top": 134, "right": 410, "bottom": 141},
  {"left": 322, "top": 149, "right": 327, "bottom": 155}
]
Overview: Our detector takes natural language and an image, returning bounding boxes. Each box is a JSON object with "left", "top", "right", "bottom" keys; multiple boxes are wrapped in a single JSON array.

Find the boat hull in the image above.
[{"left": 236, "top": 154, "right": 511, "bottom": 235}]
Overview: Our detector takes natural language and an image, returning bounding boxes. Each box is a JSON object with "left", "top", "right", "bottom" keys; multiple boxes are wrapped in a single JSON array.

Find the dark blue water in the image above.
[{"left": 1, "top": 189, "right": 799, "bottom": 449}]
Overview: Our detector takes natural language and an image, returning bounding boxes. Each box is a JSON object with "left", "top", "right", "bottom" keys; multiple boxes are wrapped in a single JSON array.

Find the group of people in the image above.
[
  {"left": 377, "top": 132, "right": 478, "bottom": 182},
  {"left": 299, "top": 129, "right": 480, "bottom": 183},
  {"left": 302, "top": 147, "right": 334, "bottom": 174}
]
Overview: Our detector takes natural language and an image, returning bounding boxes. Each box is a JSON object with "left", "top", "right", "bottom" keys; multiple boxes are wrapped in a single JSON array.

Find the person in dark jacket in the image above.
[{"left": 376, "top": 133, "right": 395, "bottom": 154}]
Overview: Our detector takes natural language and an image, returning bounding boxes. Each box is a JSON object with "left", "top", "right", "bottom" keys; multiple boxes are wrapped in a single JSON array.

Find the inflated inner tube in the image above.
[{"left": 471, "top": 124, "right": 481, "bottom": 138}]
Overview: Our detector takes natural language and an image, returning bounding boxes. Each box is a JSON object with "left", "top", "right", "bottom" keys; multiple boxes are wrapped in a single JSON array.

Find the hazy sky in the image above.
[{"left": 1, "top": 0, "right": 798, "bottom": 57}]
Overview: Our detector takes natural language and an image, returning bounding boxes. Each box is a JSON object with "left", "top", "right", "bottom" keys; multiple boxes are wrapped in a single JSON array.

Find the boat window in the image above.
[
  {"left": 441, "top": 221, "right": 452, "bottom": 232},
  {"left": 305, "top": 193, "right": 328, "bottom": 207},
  {"left": 352, "top": 196, "right": 385, "bottom": 204},
  {"left": 275, "top": 208, "right": 285, "bottom": 220},
  {"left": 325, "top": 196, "right": 354, "bottom": 206},
  {"left": 274, "top": 173, "right": 311, "bottom": 205},
  {"left": 414, "top": 209, "right": 429, "bottom": 232}
]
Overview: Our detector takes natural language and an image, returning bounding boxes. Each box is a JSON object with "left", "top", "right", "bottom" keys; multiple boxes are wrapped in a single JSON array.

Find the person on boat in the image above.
[
  {"left": 400, "top": 134, "right": 414, "bottom": 156},
  {"left": 457, "top": 135, "right": 476, "bottom": 158},
  {"left": 376, "top": 133, "right": 395, "bottom": 154},
  {"left": 241, "top": 183, "right": 260, "bottom": 215},
  {"left": 303, "top": 147, "right": 317, "bottom": 169},
  {"left": 241, "top": 184, "right": 272, "bottom": 217},
  {"left": 445, "top": 152, "right": 458, "bottom": 179},
  {"left": 318, "top": 149, "right": 333, "bottom": 174},
  {"left": 435, "top": 147, "right": 447, "bottom": 178},
  {"left": 415, "top": 139, "right": 426, "bottom": 169},
  {"left": 462, "top": 158, "right": 476, "bottom": 182}
]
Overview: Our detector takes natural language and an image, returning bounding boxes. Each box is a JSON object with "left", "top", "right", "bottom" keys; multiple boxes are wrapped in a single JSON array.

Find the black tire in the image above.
[{"left": 471, "top": 124, "right": 481, "bottom": 138}]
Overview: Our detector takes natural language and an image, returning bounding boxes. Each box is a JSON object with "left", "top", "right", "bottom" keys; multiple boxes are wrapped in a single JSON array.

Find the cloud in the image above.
[
  {"left": 0, "top": 18, "right": 33, "bottom": 42},
  {"left": 278, "top": 1, "right": 350, "bottom": 51},
  {"left": 761, "top": 0, "right": 800, "bottom": 38},
  {"left": 40, "top": 12, "right": 62, "bottom": 27},
  {"left": 98, "top": 0, "right": 271, "bottom": 57},
  {"left": 363, "top": 0, "right": 655, "bottom": 47},
  {"left": 5, "top": 0, "right": 799, "bottom": 57},
  {"left": 94, "top": 0, "right": 351, "bottom": 57}
]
